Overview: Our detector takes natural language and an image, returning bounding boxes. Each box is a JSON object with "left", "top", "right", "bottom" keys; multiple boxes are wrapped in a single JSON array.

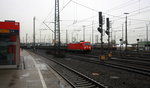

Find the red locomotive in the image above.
[{"left": 67, "top": 41, "right": 92, "bottom": 52}]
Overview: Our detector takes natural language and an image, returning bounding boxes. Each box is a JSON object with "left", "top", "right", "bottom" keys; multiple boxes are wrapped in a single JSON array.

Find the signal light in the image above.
[
  {"left": 106, "top": 18, "right": 110, "bottom": 29},
  {"left": 99, "top": 12, "right": 103, "bottom": 27},
  {"left": 106, "top": 18, "right": 110, "bottom": 36},
  {"left": 105, "top": 30, "right": 109, "bottom": 35},
  {"left": 120, "top": 39, "right": 122, "bottom": 41},
  {"left": 97, "top": 27, "right": 102, "bottom": 33}
]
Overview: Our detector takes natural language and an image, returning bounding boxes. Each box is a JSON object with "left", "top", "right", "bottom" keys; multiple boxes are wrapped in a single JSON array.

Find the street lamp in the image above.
[
  {"left": 137, "top": 39, "right": 139, "bottom": 53},
  {"left": 120, "top": 39, "right": 122, "bottom": 56},
  {"left": 124, "top": 12, "right": 129, "bottom": 54}
]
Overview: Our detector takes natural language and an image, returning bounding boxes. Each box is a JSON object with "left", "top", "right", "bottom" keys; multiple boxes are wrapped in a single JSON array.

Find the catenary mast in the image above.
[{"left": 54, "top": 0, "right": 61, "bottom": 53}]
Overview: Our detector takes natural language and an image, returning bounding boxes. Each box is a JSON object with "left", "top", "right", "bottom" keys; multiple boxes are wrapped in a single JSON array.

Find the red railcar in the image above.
[
  {"left": 0, "top": 20, "right": 20, "bottom": 68},
  {"left": 67, "top": 42, "right": 92, "bottom": 52}
]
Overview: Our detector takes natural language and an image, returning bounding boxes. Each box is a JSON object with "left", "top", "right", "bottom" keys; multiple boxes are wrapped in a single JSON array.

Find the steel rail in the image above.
[
  {"left": 32, "top": 51, "right": 107, "bottom": 88},
  {"left": 67, "top": 54, "right": 150, "bottom": 76}
]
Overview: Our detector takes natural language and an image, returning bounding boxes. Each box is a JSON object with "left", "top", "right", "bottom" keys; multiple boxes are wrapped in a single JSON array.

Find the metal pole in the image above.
[
  {"left": 33, "top": 17, "right": 35, "bottom": 50},
  {"left": 77, "top": 33, "right": 78, "bottom": 42},
  {"left": 72, "top": 32, "right": 73, "bottom": 43},
  {"left": 114, "top": 31, "right": 116, "bottom": 45},
  {"left": 137, "top": 39, "right": 139, "bottom": 53},
  {"left": 124, "top": 13, "right": 129, "bottom": 53},
  {"left": 120, "top": 39, "right": 122, "bottom": 55},
  {"left": 146, "top": 24, "right": 148, "bottom": 42},
  {"left": 26, "top": 33, "right": 28, "bottom": 45},
  {"left": 66, "top": 30, "right": 68, "bottom": 44},
  {"left": 83, "top": 25, "right": 85, "bottom": 41},
  {"left": 106, "top": 18, "right": 110, "bottom": 52},
  {"left": 125, "top": 16, "right": 127, "bottom": 52},
  {"left": 44, "top": 35, "right": 46, "bottom": 44},
  {"left": 111, "top": 25, "right": 113, "bottom": 48},
  {"left": 92, "top": 21, "right": 94, "bottom": 44},
  {"left": 98, "top": 12, "right": 103, "bottom": 55},
  {"left": 54, "top": 0, "right": 56, "bottom": 47},
  {"left": 101, "top": 26, "right": 103, "bottom": 55},
  {"left": 52, "top": 33, "right": 53, "bottom": 44},
  {"left": 58, "top": 0, "right": 60, "bottom": 48},
  {"left": 40, "top": 30, "right": 41, "bottom": 43},
  {"left": 122, "top": 24, "right": 124, "bottom": 42},
  {"left": 120, "top": 39, "right": 121, "bottom": 55},
  {"left": 54, "top": 0, "right": 61, "bottom": 55},
  {"left": 23, "top": 37, "right": 24, "bottom": 44},
  {"left": 90, "top": 34, "right": 91, "bottom": 43}
]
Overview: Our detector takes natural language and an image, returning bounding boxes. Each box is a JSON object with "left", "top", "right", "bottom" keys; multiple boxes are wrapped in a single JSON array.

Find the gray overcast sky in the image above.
[{"left": 0, "top": 0, "right": 150, "bottom": 44}]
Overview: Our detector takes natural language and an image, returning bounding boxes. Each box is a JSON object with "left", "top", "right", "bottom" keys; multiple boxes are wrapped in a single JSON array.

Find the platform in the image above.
[{"left": 0, "top": 50, "right": 71, "bottom": 88}]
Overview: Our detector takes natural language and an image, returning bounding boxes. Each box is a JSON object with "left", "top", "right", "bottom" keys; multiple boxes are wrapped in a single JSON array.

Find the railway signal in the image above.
[
  {"left": 97, "top": 12, "right": 103, "bottom": 34},
  {"left": 97, "top": 12, "right": 106, "bottom": 60},
  {"left": 97, "top": 27, "right": 102, "bottom": 33},
  {"left": 106, "top": 18, "right": 112, "bottom": 58},
  {"left": 106, "top": 18, "right": 110, "bottom": 36},
  {"left": 97, "top": 12, "right": 112, "bottom": 60}
]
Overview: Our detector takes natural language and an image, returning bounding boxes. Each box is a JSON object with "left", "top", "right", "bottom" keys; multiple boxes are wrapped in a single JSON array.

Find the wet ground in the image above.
[{"left": 0, "top": 50, "right": 71, "bottom": 88}]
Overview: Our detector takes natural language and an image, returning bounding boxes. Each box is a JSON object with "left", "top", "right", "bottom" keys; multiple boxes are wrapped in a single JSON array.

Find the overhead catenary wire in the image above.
[
  {"left": 110, "top": 4, "right": 150, "bottom": 21},
  {"left": 106, "top": 0, "right": 139, "bottom": 13},
  {"left": 71, "top": 0, "right": 98, "bottom": 12},
  {"left": 45, "top": 0, "right": 150, "bottom": 27},
  {"left": 40, "top": 0, "right": 150, "bottom": 44},
  {"left": 70, "top": 0, "right": 140, "bottom": 19},
  {"left": 129, "top": 9, "right": 150, "bottom": 18},
  {"left": 39, "top": 0, "right": 73, "bottom": 35},
  {"left": 59, "top": 0, "right": 150, "bottom": 31},
  {"left": 43, "top": 22, "right": 54, "bottom": 33},
  {"left": 60, "top": 0, "right": 134, "bottom": 30},
  {"left": 60, "top": 0, "right": 72, "bottom": 12},
  {"left": 63, "top": 15, "right": 98, "bottom": 28},
  {"left": 43, "top": 5, "right": 55, "bottom": 23}
]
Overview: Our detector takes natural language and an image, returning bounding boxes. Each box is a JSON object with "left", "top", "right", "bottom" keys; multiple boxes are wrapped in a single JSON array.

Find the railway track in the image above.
[
  {"left": 91, "top": 49, "right": 150, "bottom": 59},
  {"left": 67, "top": 53, "right": 150, "bottom": 76},
  {"left": 112, "top": 51, "right": 150, "bottom": 59},
  {"left": 71, "top": 53, "right": 150, "bottom": 66},
  {"left": 110, "top": 58, "right": 150, "bottom": 67},
  {"left": 83, "top": 53, "right": 150, "bottom": 67},
  {"left": 30, "top": 50, "right": 107, "bottom": 88}
]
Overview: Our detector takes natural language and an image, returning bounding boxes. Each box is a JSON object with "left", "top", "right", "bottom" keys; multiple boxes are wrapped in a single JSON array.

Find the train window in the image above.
[{"left": 84, "top": 43, "right": 90, "bottom": 45}]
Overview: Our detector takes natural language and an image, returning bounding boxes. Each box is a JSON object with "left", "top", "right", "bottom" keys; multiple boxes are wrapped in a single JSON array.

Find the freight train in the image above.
[{"left": 67, "top": 41, "right": 92, "bottom": 52}]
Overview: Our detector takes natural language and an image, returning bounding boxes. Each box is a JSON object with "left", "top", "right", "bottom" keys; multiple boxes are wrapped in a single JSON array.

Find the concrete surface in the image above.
[{"left": 0, "top": 50, "right": 72, "bottom": 88}]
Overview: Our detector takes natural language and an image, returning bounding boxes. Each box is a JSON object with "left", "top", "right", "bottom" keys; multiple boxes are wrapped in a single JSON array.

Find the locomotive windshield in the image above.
[{"left": 84, "top": 43, "right": 90, "bottom": 45}]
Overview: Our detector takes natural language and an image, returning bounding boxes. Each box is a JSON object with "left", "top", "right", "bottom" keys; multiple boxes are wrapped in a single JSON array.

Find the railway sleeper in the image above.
[
  {"left": 74, "top": 80, "right": 90, "bottom": 84},
  {"left": 75, "top": 82, "right": 93, "bottom": 85},
  {"left": 71, "top": 76, "right": 85, "bottom": 79},
  {"left": 67, "top": 75, "right": 84, "bottom": 80},
  {"left": 74, "top": 78, "right": 87, "bottom": 82},
  {"left": 75, "top": 84, "right": 96, "bottom": 88},
  {"left": 67, "top": 77, "right": 88, "bottom": 83},
  {"left": 75, "top": 82, "right": 93, "bottom": 86}
]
